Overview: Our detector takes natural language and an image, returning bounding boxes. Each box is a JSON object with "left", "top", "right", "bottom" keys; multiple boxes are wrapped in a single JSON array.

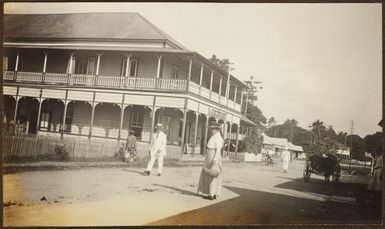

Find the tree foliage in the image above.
[
  {"left": 208, "top": 55, "right": 233, "bottom": 72},
  {"left": 266, "top": 118, "right": 380, "bottom": 160},
  {"left": 243, "top": 128, "right": 263, "bottom": 154}
]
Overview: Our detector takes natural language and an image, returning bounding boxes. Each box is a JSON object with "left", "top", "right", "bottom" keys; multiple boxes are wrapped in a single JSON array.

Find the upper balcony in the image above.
[{"left": 3, "top": 48, "right": 246, "bottom": 113}]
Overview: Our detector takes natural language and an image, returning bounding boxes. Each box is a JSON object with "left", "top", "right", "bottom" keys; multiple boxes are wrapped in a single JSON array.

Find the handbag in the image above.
[{"left": 203, "top": 149, "right": 220, "bottom": 178}]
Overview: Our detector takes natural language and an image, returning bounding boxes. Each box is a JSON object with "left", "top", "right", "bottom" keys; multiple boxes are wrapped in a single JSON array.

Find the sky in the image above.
[{"left": 4, "top": 2, "right": 382, "bottom": 137}]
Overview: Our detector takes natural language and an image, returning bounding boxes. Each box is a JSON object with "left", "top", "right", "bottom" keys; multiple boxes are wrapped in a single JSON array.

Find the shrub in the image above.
[{"left": 54, "top": 142, "right": 70, "bottom": 161}]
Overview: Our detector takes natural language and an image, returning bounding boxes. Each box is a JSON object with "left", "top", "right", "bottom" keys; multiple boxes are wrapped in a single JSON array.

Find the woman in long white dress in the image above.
[{"left": 197, "top": 122, "right": 224, "bottom": 200}]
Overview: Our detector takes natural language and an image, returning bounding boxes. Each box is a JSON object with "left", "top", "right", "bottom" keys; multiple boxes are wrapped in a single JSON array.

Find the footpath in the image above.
[{"left": 3, "top": 154, "right": 233, "bottom": 174}]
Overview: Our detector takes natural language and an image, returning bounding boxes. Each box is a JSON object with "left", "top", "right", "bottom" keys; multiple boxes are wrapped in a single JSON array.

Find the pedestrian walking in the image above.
[
  {"left": 197, "top": 122, "right": 224, "bottom": 200},
  {"left": 144, "top": 123, "right": 167, "bottom": 176},
  {"left": 281, "top": 147, "right": 291, "bottom": 173},
  {"left": 124, "top": 130, "right": 137, "bottom": 162}
]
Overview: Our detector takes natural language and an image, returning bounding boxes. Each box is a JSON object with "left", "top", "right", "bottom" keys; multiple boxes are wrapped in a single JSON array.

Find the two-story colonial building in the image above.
[{"left": 3, "top": 12, "right": 254, "bottom": 158}]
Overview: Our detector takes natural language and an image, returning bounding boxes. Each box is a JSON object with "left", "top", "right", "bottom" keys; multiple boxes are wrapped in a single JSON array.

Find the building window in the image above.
[
  {"left": 171, "top": 66, "right": 179, "bottom": 79},
  {"left": 121, "top": 58, "right": 138, "bottom": 77},
  {"left": 40, "top": 112, "right": 50, "bottom": 130},
  {"left": 129, "top": 108, "right": 144, "bottom": 139},
  {"left": 75, "top": 57, "right": 95, "bottom": 75}
]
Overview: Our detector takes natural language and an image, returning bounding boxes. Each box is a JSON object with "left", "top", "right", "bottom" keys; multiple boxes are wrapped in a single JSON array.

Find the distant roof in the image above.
[
  {"left": 288, "top": 142, "right": 303, "bottom": 152},
  {"left": 4, "top": 12, "right": 188, "bottom": 50},
  {"left": 262, "top": 133, "right": 288, "bottom": 148}
]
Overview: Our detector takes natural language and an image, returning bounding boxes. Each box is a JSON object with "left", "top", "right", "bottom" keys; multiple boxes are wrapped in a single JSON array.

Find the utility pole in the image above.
[{"left": 349, "top": 120, "right": 354, "bottom": 168}]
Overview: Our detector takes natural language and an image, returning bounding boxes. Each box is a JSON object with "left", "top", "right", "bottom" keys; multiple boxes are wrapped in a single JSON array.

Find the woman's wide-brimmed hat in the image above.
[
  {"left": 208, "top": 122, "right": 221, "bottom": 129},
  {"left": 155, "top": 123, "right": 164, "bottom": 129}
]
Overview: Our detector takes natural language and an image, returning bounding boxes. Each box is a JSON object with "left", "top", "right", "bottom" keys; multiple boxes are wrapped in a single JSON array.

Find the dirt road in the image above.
[{"left": 3, "top": 160, "right": 381, "bottom": 226}]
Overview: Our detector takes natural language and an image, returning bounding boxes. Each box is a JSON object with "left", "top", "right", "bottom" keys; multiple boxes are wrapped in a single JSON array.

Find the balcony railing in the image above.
[
  {"left": 4, "top": 71, "right": 187, "bottom": 91},
  {"left": 4, "top": 70, "right": 242, "bottom": 112}
]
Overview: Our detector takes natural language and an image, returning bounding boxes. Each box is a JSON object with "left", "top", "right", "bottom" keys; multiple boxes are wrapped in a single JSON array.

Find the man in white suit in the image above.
[{"left": 144, "top": 123, "right": 167, "bottom": 176}]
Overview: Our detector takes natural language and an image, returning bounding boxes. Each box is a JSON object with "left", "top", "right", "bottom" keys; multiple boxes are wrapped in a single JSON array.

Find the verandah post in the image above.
[
  {"left": 42, "top": 52, "right": 48, "bottom": 83},
  {"left": 14, "top": 52, "right": 19, "bottom": 81},
  {"left": 209, "top": 70, "right": 214, "bottom": 100},
  {"left": 180, "top": 98, "right": 188, "bottom": 155},
  {"left": 13, "top": 87, "right": 20, "bottom": 123},
  {"left": 149, "top": 96, "right": 157, "bottom": 144},
  {"left": 61, "top": 90, "right": 68, "bottom": 139},
  {"left": 192, "top": 109, "right": 199, "bottom": 156},
  {"left": 118, "top": 94, "right": 125, "bottom": 142},
  {"left": 89, "top": 92, "right": 96, "bottom": 139},
  {"left": 203, "top": 114, "right": 209, "bottom": 156},
  {"left": 235, "top": 122, "right": 240, "bottom": 153},
  {"left": 35, "top": 89, "right": 43, "bottom": 135}
]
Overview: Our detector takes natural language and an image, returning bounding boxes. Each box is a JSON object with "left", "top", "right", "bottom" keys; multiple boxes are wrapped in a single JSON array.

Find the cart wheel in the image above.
[
  {"left": 303, "top": 161, "right": 311, "bottom": 182},
  {"left": 332, "top": 165, "right": 341, "bottom": 184}
]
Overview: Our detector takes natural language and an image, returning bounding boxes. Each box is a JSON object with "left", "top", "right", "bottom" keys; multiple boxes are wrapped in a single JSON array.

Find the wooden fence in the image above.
[
  {"left": 2, "top": 133, "right": 183, "bottom": 162},
  {"left": 2, "top": 134, "right": 120, "bottom": 161}
]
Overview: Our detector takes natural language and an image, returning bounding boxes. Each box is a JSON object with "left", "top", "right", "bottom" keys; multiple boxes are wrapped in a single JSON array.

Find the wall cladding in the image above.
[
  {"left": 67, "top": 90, "right": 94, "bottom": 102},
  {"left": 156, "top": 96, "right": 184, "bottom": 109},
  {"left": 42, "top": 89, "right": 66, "bottom": 100},
  {"left": 3, "top": 86, "right": 17, "bottom": 96},
  {"left": 95, "top": 92, "right": 123, "bottom": 104},
  {"left": 124, "top": 94, "right": 153, "bottom": 106},
  {"left": 19, "top": 87, "right": 40, "bottom": 98}
]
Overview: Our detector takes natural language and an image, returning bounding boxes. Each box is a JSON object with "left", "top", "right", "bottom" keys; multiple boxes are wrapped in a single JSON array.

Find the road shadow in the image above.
[
  {"left": 153, "top": 184, "right": 201, "bottom": 198},
  {"left": 275, "top": 177, "right": 368, "bottom": 198},
  {"left": 148, "top": 185, "right": 381, "bottom": 225}
]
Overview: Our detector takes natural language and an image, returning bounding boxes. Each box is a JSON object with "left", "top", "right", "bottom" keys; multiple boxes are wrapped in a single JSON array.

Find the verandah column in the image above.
[
  {"left": 218, "top": 75, "right": 223, "bottom": 103},
  {"left": 225, "top": 72, "right": 231, "bottom": 105},
  {"left": 156, "top": 55, "right": 163, "bottom": 78},
  {"left": 94, "top": 52, "right": 102, "bottom": 85},
  {"left": 14, "top": 52, "right": 20, "bottom": 80},
  {"left": 89, "top": 92, "right": 96, "bottom": 139},
  {"left": 13, "top": 87, "right": 20, "bottom": 123},
  {"left": 180, "top": 98, "right": 188, "bottom": 154},
  {"left": 203, "top": 114, "right": 209, "bottom": 156},
  {"left": 235, "top": 123, "right": 240, "bottom": 153},
  {"left": 156, "top": 55, "right": 163, "bottom": 89},
  {"left": 209, "top": 70, "right": 214, "bottom": 100},
  {"left": 233, "top": 86, "right": 238, "bottom": 109},
  {"left": 240, "top": 90, "right": 245, "bottom": 113},
  {"left": 192, "top": 109, "right": 199, "bottom": 156},
  {"left": 67, "top": 53, "right": 74, "bottom": 84},
  {"left": 186, "top": 55, "right": 193, "bottom": 92},
  {"left": 117, "top": 94, "right": 125, "bottom": 142},
  {"left": 244, "top": 92, "right": 249, "bottom": 116},
  {"left": 60, "top": 90, "right": 69, "bottom": 139},
  {"left": 199, "top": 63, "right": 204, "bottom": 95},
  {"left": 123, "top": 54, "right": 131, "bottom": 88},
  {"left": 35, "top": 89, "right": 43, "bottom": 134},
  {"left": 42, "top": 52, "right": 48, "bottom": 83},
  {"left": 150, "top": 96, "right": 157, "bottom": 143},
  {"left": 226, "top": 121, "right": 233, "bottom": 156}
]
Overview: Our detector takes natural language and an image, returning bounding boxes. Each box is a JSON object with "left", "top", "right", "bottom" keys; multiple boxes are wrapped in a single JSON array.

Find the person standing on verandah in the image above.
[
  {"left": 197, "top": 122, "right": 224, "bottom": 200},
  {"left": 144, "top": 123, "right": 167, "bottom": 176}
]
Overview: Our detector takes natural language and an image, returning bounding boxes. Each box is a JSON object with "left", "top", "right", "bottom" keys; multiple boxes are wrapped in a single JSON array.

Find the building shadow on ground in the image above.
[
  {"left": 148, "top": 185, "right": 381, "bottom": 225},
  {"left": 153, "top": 184, "right": 202, "bottom": 198},
  {"left": 275, "top": 177, "right": 368, "bottom": 199}
]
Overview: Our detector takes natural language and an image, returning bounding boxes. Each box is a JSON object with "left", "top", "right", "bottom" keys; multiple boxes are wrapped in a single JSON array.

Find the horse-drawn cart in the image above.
[{"left": 303, "top": 153, "right": 341, "bottom": 183}]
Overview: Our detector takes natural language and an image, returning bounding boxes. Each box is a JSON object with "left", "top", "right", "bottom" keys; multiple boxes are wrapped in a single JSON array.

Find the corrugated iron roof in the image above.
[{"left": 4, "top": 13, "right": 188, "bottom": 50}]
